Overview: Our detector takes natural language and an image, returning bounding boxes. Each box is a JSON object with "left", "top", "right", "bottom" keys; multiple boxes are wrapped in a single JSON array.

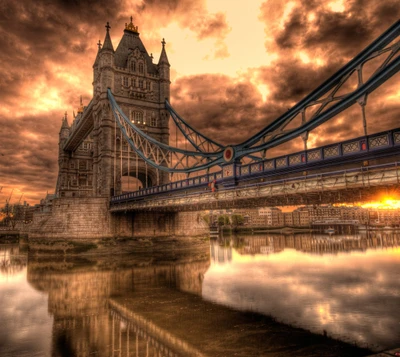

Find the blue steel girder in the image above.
[
  {"left": 108, "top": 89, "right": 225, "bottom": 173},
  {"left": 165, "top": 100, "right": 262, "bottom": 162},
  {"left": 165, "top": 100, "right": 224, "bottom": 153},
  {"left": 235, "top": 20, "right": 400, "bottom": 155},
  {"left": 235, "top": 51, "right": 400, "bottom": 157},
  {"left": 108, "top": 20, "right": 400, "bottom": 174}
]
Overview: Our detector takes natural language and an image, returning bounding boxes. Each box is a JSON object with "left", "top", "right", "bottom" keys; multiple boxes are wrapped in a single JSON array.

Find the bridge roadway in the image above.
[{"left": 110, "top": 127, "right": 400, "bottom": 212}]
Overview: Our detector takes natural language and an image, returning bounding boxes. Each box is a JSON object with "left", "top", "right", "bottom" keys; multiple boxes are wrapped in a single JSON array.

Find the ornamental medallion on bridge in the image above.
[{"left": 223, "top": 146, "right": 235, "bottom": 162}]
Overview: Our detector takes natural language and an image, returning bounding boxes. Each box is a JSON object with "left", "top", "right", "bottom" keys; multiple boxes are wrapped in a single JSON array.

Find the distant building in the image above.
[
  {"left": 258, "top": 207, "right": 282, "bottom": 226},
  {"left": 374, "top": 209, "right": 400, "bottom": 225}
]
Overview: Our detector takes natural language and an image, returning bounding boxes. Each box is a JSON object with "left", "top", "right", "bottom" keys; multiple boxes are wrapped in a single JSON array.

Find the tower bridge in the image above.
[{"left": 28, "top": 19, "right": 400, "bottom": 239}]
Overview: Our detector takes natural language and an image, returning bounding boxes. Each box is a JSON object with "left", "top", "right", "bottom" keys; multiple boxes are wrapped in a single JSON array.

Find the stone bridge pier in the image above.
[
  {"left": 113, "top": 210, "right": 209, "bottom": 238},
  {"left": 27, "top": 197, "right": 208, "bottom": 241}
]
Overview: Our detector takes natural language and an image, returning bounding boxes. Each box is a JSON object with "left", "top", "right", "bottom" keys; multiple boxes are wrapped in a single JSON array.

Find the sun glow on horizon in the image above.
[
  {"left": 335, "top": 196, "right": 400, "bottom": 210},
  {"left": 361, "top": 198, "right": 400, "bottom": 210}
]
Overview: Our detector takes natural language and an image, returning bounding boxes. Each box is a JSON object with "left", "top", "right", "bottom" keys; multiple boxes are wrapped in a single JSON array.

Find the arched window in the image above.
[
  {"left": 122, "top": 76, "right": 128, "bottom": 87},
  {"left": 150, "top": 112, "right": 157, "bottom": 127},
  {"left": 139, "top": 80, "right": 144, "bottom": 89},
  {"left": 130, "top": 110, "right": 145, "bottom": 124},
  {"left": 130, "top": 60, "right": 136, "bottom": 72},
  {"left": 139, "top": 62, "right": 144, "bottom": 74},
  {"left": 130, "top": 111, "right": 142, "bottom": 124}
]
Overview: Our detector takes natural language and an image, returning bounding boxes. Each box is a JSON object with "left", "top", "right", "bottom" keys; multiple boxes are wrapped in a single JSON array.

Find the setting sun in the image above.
[{"left": 361, "top": 197, "right": 400, "bottom": 210}]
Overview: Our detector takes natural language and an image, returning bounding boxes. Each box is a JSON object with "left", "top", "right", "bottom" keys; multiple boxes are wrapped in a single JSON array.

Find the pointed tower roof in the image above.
[
  {"left": 77, "top": 96, "right": 84, "bottom": 114},
  {"left": 114, "top": 17, "right": 157, "bottom": 73},
  {"left": 158, "top": 38, "right": 170, "bottom": 66},
  {"left": 101, "top": 22, "right": 114, "bottom": 52},
  {"left": 60, "top": 112, "right": 70, "bottom": 133},
  {"left": 93, "top": 40, "right": 102, "bottom": 66}
]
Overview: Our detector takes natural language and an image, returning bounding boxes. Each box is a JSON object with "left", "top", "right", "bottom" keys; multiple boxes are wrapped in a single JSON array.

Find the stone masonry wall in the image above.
[
  {"left": 113, "top": 211, "right": 209, "bottom": 238},
  {"left": 29, "top": 197, "right": 112, "bottom": 240},
  {"left": 28, "top": 197, "right": 209, "bottom": 242}
]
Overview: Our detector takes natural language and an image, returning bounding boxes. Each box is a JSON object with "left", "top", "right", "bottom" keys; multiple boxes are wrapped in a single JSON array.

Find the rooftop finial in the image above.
[
  {"left": 105, "top": 22, "right": 111, "bottom": 32},
  {"left": 97, "top": 40, "right": 102, "bottom": 50},
  {"left": 64, "top": 111, "right": 67, "bottom": 120},
  {"left": 125, "top": 16, "right": 139, "bottom": 33},
  {"left": 161, "top": 38, "right": 166, "bottom": 47},
  {"left": 77, "top": 96, "right": 84, "bottom": 114}
]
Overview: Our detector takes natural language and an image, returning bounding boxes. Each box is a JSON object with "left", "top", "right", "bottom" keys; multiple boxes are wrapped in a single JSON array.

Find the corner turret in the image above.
[
  {"left": 158, "top": 38, "right": 170, "bottom": 101},
  {"left": 59, "top": 111, "right": 70, "bottom": 140},
  {"left": 96, "top": 22, "right": 115, "bottom": 93}
]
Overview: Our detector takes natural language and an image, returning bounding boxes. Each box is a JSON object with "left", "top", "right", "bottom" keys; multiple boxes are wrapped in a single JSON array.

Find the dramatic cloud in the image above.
[{"left": 0, "top": 0, "right": 399, "bottom": 203}]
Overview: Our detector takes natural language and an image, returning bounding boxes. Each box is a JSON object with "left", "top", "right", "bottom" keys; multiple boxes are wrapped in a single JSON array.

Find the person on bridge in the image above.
[{"left": 209, "top": 179, "right": 217, "bottom": 193}]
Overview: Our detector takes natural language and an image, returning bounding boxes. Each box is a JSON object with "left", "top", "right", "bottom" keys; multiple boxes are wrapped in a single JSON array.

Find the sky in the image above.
[{"left": 0, "top": 0, "right": 399, "bottom": 204}]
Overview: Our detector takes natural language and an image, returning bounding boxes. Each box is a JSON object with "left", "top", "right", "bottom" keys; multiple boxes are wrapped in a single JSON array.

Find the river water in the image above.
[{"left": 0, "top": 231, "right": 399, "bottom": 357}]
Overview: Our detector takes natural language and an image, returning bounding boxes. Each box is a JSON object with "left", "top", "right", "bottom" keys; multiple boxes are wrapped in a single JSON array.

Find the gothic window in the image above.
[
  {"left": 130, "top": 110, "right": 143, "bottom": 124},
  {"left": 135, "top": 111, "right": 143, "bottom": 124},
  {"left": 139, "top": 62, "right": 144, "bottom": 74},
  {"left": 146, "top": 81, "right": 151, "bottom": 90},
  {"left": 139, "top": 80, "right": 144, "bottom": 89},
  {"left": 123, "top": 76, "right": 128, "bottom": 87},
  {"left": 130, "top": 60, "right": 136, "bottom": 72},
  {"left": 150, "top": 112, "right": 157, "bottom": 127},
  {"left": 79, "top": 160, "right": 86, "bottom": 170}
]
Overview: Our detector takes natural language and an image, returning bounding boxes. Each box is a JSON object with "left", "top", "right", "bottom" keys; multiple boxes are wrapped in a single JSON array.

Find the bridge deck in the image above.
[{"left": 111, "top": 127, "right": 400, "bottom": 212}]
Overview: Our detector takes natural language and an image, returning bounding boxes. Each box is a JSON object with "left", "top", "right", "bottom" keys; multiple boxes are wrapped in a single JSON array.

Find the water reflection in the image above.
[
  {"left": 26, "top": 253, "right": 211, "bottom": 357},
  {"left": 1, "top": 232, "right": 398, "bottom": 356},
  {"left": 0, "top": 244, "right": 26, "bottom": 276},
  {"left": 205, "top": 232, "right": 400, "bottom": 351},
  {"left": 0, "top": 245, "right": 52, "bottom": 357}
]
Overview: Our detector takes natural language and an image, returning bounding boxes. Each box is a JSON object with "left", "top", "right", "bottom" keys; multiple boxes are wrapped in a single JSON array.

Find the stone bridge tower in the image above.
[{"left": 56, "top": 18, "right": 170, "bottom": 198}]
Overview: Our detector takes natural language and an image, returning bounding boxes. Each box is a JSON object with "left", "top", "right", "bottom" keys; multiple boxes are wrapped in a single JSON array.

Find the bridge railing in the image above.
[
  {"left": 110, "top": 161, "right": 400, "bottom": 211},
  {"left": 110, "top": 127, "right": 400, "bottom": 204}
]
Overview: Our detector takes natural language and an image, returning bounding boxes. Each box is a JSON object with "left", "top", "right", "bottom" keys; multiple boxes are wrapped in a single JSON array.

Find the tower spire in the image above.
[
  {"left": 102, "top": 22, "right": 114, "bottom": 51},
  {"left": 158, "top": 38, "right": 170, "bottom": 66},
  {"left": 77, "top": 95, "right": 84, "bottom": 114},
  {"left": 61, "top": 111, "right": 69, "bottom": 130}
]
